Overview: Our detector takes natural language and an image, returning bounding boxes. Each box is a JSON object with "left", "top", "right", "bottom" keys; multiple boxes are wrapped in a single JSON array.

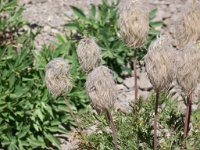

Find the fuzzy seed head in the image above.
[
  {"left": 86, "top": 66, "right": 117, "bottom": 111},
  {"left": 175, "top": 2, "right": 200, "bottom": 48},
  {"left": 77, "top": 37, "right": 101, "bottom": 72},
  {"left": 45, "top": 58, "right": 72, "bottom": 97},
  {"left": 119, "top": 0, "right": 149, "bottom": 48},
  {"left": 176, "top": 41, "right": 200, "bottom": 95},
  {"left": 144, "top": 36, "right": 175, "bottom": 92}
]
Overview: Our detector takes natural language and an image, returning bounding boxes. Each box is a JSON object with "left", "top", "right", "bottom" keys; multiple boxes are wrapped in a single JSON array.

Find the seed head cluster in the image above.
[
  {"left": 145, "top": 36, "right": 175, "bottom": 92},
  {"left": 77, "top": 37, "right": 101, "bottom": 72},
  {"left": 45, "top": 58, "right": 72, "bottom": 97},
  {"left": 175, "top": 1, "right": 200, "bottom": 48},
  {"left": 119, "top": 0, "right": 149, "bottom": 48},
  {"left": 176, "top": 41, "right": 200, "bottom": 95},
  {"left": 86, "top": 66, "right": 117, "bottom": 111}
]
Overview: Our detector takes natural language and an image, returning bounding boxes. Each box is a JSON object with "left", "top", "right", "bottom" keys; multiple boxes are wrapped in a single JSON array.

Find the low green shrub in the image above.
[
  {"left": 79, "top": 94, "right": 200, "bottom": 150},
  {"left": 0, "top": 0, "right": 24, "bottom": 46}
]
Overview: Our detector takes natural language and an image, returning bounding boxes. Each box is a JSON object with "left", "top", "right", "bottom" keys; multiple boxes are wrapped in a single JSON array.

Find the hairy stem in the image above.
[
  {"left": 63, "top": 96, "right": 83, "bottom": 138},
  {"left": 134, "top": 48, "right": 138, "bottom": 110},
  {"left": 154, "top": 92, "right": 159, "bottom": 150},
  {"left": 184, "top": 94, "right": 192, "bottom": 138},
  {"left": 105, "top": 109, "right": 118, "bottom": 150}
]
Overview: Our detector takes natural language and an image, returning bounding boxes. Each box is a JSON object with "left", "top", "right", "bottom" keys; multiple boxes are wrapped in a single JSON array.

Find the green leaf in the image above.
[
  {"left": 149, "top": 8, "right": 157, "bottom": 20},
  {"left": 9, "top": 74, "right": 15, "bottom": 88},
  {"left": 28, "top": 136, "right": 46, "bottom": 148},
  {"left": 50, "top": 120, "right": 61, "bottom": 126},
  {"left": 17, "top": 125, "right": 30, "bottom": 139},
  {"left": 150, "top": 21, "right": 163, "bottom": 27},
  {"left": 44, "top": 133, "right": 61, "bottom": 150},
  {"left": 149, "top": 29, "right": 160, "bottom": 35},
  {"left": 46, "top": 126, "right": 68, "bottom": 134},
  {"left": 70, "top": 6, "right": 86, "bottom": 19},
  {"left": 89, "top": 4, "right": 96, "bottom": 18},
  {"left": 36, "top": 109, "right": 44, "bottom": 121},
  {"left": 57, "top": 105, "right": 68, "bottom": 112},
  {"left": 65, "top": 23, "right": 79, "bottom": 30},
  {"left": 33, "top": 51, "right": 46, "bottom": 69}
]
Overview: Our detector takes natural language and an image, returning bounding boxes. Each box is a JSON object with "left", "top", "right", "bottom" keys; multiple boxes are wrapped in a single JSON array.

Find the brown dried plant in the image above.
[
  {"left": 145, "top": 36, "right": 175, "bottom": 92},
  {"left": 144, "top": 36, "right": 175, "bottom": 150},
  {"left": 119, "top": 0, "right": 149, "bottom": 105},
  {"left": 86, "top": 66, "right": 118, "bottom": 150},
  {"left": 86, "top": 66, "right": 117, "bottom": 111},
  {"left": 177, "top": 42, "right": 200, "bottom": 95},
  {"left": 119, "top": 0, "right": 149, "bottom": 49},
  {"left": 45, "top": 58, "right": 83, "bottom": 137},
  {"left": 77, "top": 37, "right": 101, "bottom": 72},
  {"left": 45, "top": 58, "right": 72, "bottom": 97},
  {"left": 175, "top": 1, "right": 200, "bottom": 48},
  {"left": 176, "top": 41, "right": 200, "bottom": 138}
]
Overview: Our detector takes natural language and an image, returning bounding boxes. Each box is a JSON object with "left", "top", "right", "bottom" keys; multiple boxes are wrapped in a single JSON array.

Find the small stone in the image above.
[
  {"left": 123, "top": 77, "right": 134, "bottom": 89},
  {"left": 139, "top": 72, "right": 152, "bottom": 91},
  {"left": 43, "top": 25, "right": 51, "bottom": 32},
  {"left": 139, "top": 90, "right": 151, "bottom": 100},
  {"left": 116, "top": 84, "right": 126, "bottom": 91}
]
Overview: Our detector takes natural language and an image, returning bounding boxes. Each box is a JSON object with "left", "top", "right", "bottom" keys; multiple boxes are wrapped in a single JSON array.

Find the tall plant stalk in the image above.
[
  {"left": 184, "top": 94, "right": 192, "bottom": 138},
  {"left": 134, "top": 48, "right": 138, "bottom": 110},
  {"left": 105, "top": 109, "right": 118, "bottom": 150},
  {"left": 63, "top": 96, "right": 83, "bottom": 138},
  {"left": 154, "top": 92, "right": 159, "bottom": 150}
]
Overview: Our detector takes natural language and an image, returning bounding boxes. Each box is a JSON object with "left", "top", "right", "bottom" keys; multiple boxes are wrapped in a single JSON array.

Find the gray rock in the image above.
[
  {"left": 139, "top": 72, "right": 152, "bottom": 91},
  {"left": 123, "top": 77, "right": 135, "bottom": 89}
]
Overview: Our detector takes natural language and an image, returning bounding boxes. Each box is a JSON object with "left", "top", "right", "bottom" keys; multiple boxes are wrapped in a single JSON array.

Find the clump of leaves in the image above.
[
  {"left": 0, "top": 0, "right": 24, "bottom": 46},
  {"left": 65, "top": 0, "right": 162, "bottom": 82},
  {"left": 79, "top": 94, "right": 200, "bottom": 149},
  {"left": 0, "top": 1, "right": 88, "bottom": 149},
  {"left": 187, "top": 107, "right": 200, "bottom": 149}
]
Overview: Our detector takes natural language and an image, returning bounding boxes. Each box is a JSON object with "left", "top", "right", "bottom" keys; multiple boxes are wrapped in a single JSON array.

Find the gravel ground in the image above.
[
  {"left": 17, "top": 0, "right": 190, "bottom": 50},
  {"left": 17, "top": 0, "right": 199, "bottom": 149},
  {"left": 18, "top": 0, "right": 106, "bottom": 50}
]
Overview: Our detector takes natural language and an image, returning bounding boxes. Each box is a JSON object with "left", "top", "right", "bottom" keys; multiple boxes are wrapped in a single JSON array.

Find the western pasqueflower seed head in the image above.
[
  {"left": 175, "top": 1, "right": 200, "bottom": 48},
  {"left": 119, "top": 0, "right": 149, "bottom": 48},
  {"left": 77, "top": 37, "right": 101, "bottom": 72},
  {"left": 86, "top": 66, "right": 117, "bottom": 111},
  {"left": 45, "top": 58, "right": 72, "bottom": 97},
  {"left": 176, "top": 41, "right": 200, "bottom": 95},
  {"left": 144, "top": 36, "right": 175, "bottom": 92}
]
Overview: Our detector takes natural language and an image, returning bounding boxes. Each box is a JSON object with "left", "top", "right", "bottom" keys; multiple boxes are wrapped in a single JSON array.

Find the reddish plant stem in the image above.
[
  {"left": 184, "top": 94, "right": 192, "bottom": 138},
  {"left": 63, "top": 96, "right": 83, "bottom": 138},
  {"left": 105, "top": 109, "right": 118, "bottom": 150},
  {"left": 154, "top": 92, "right": 159, "bottom": 150},
  {"left": 134, "top": 48, "right": 138, "bottom": 109}
]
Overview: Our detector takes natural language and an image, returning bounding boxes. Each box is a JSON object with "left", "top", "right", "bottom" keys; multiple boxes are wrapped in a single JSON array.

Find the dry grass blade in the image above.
[
  {"left": 77, "top": 37, "right": 101, "bottom": 72},
  {"left": 45, "top": 57, "right": 72, "bottom": 97}
]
